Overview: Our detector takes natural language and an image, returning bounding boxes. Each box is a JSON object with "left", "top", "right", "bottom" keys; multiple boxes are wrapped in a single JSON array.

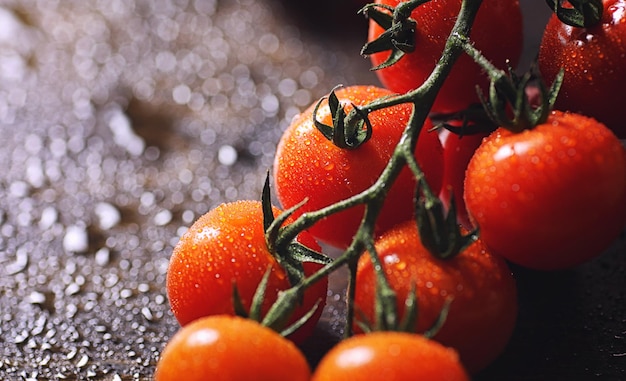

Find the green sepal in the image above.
[
  {"left": 261, "top": 171, "right": 333, "bottom": 288},
  {"left": 262, "top": 171, "right": 276, "bottom": 233},
  {"left": 232, "top": 266, "right": 324, "bottom": 338},
  {"left": 357, "top": 241, "right": 421, "bottom": 334},
  {"left": 360, "top": 2, "right": 417, "bottom": 70},
  {"left": 476, "top": 60, "right": 564, "bottom": 133},
  {"left": 286, "top": 241, "right": 333, "bottom": 266},
  {"left": 232, "top": 282, "right": 249, "bottom": 319},
  {"left": 249, "top": 266, "right": 272, "bottom": 321},
  {"left": 231, "top": 266, "right": 272, "bottom": 321},
  {"left": 546, "top": 0, "right": 603, "bottom": 28},
  {"left": 423, "top": 297, "right": 453, "bottom": 339},
  {"left": 279, "top": 298, "right": 322, "bottom": 338},
  {"left": 313, "top": 86, "right": 373, "bottom": 149},
  {"left": 397, "top": 283, "right": 419, "bottom": 333},
  {"left": 373, "top": 262, "right": 399, "bottom": 331},
  {"left": 261, "top": 287, "right": 303, "bottom": 333},
  {"left": 415, "top": 180, "right": 479, "bottom": 260}
]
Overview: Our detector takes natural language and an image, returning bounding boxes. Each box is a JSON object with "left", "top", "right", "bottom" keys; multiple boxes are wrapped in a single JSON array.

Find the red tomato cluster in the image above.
[{"left": 156, "top": 1, "right": 626, "bottom": 380}]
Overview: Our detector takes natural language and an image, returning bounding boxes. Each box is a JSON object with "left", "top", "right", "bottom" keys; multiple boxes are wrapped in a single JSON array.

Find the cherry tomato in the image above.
[
  {"left": 367, "top": 0, "right": 523, "bottom": 114},
  {"left": 538, "top": 0, "right": 626, "bottom": 138},
  {"left": 312, "top": 331, "right": 469, "bottom": 381},
  {"left": 166, "top": 200, "right": 327, "bottom": 344},
  {"left": 354, "top": 220, "right": 517, "bottom": 373},
  {"left": 464, "top": 110, "right": 626, "bottom": 270},
  {"left": 440, "top": 128, "right": 490, "bottom": 230},
  {"left": 273, "top": 85, "right": 443, "bottom": 249},
  {"left": 155, "top": 315, "right": 311, "bottom": 381}
]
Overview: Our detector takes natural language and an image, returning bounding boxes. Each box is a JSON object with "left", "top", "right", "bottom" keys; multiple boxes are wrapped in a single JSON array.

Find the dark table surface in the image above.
[{"left": 0, "top": 1, "right": 624, "bottom": 380}]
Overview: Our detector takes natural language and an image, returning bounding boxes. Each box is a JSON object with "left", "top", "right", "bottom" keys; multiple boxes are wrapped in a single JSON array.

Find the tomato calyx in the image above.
[
  {"left": 479, "top": 63, "right": 563, "bottom": 133},
  {"left": 415, "top": 178, "right": 479, "bottom": 260},
  {"left": 262, "top": 173, "right": 333, "bottom": 288},
  {"left": 222, "top": 174, "right": 332, "bottom": 336},
  {"left": 459, "top": 35, "right": 564, "bottom": 132},
  {"left": 313, "top": 85, "right": 374, "bottom": 149},
  {"left": 232, "top": 266, "right": 324, "bottom": 337},
  {"left": 356, "top": 241, "right": 451, "bottom": 335},
  {"left": 545, "top": 0, "right": 603, "bottom": 27},
  {"left": 398, "top": 142, "right": 478, "bottom": 260},
  {"left": 360, "top": 1, "right": 427, "bottom": 70}
]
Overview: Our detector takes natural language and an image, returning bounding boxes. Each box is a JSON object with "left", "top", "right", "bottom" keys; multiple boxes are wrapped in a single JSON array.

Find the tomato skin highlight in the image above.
[
  {"left": 273, "top": 85, "right": 443, "bottom": 249},
  {"left": 368, "top": 0, "right": 523, "bottom": 114},
  {"left": 166, "top": 200, "right": 327, "bottom": 344},
  {"left": 154, "top": 315, "right": 311, "bottom": 381},
  {"left": 538, "top": 0, "right": 626, "bottom": 139},
  {"left": 464, "top": 111, "right": 626, "bottom": 270},
  {"left": 354, "top": 221, "right": 518, "bottom": 374},
  {"left": 311, "top": 331, "right": 469, "bottom": 381}
]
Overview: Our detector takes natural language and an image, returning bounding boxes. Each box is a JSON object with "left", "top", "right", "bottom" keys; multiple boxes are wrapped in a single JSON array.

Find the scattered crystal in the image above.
[
  {"left": 63, "top": 225, "right": 89, "bottom": 253},
  {"left": 218, "top": 144, "right": 238, "bottom": 166},
  {"left": 94, "top": 247, "right": 111, "bottom": 266},
  {"left": 28, "top": 291, "right": 46, "bottom": 305},
  {"left": 154, "top": 210, "right": 172, "bottom": 226},
  {"left": 38, "top": 206, "right": 59, "bottom": 230},
  {"left": 94, "top": 202, "right": 121, "bottom": 230},
  {"left": 107, "top": 107, "right": 146, "bottom": 156}
]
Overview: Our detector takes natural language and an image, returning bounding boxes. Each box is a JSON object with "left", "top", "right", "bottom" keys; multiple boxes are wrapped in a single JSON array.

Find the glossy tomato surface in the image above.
[
  {"left": 273, "top": 85, "right": 443, "bottom": 248},
  {"left": 538, "top": 0, "right": 626, "bottom": 138},
  {"left": 464, "top": 111, "right": 626, "bottom": 270},
  {"left": 354, "top": 220, "right": 518, "bottom": 373},
  {"left": 312, "top": 331, "right": 469, "bottom": 381},
  {"left": 368, "top": 0, "right": 523, "bottom": 113},
  {"left": 166, "top": 200, "right": 327, "bottom": 344},
  {"left": 155, "top": 315, "right": 311, "bottom": 381}
]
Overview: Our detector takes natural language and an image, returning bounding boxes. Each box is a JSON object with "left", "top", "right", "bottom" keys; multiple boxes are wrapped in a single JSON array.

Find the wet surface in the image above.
[{"left": 0, "top": 1, "right": 624, "bottom": 380}]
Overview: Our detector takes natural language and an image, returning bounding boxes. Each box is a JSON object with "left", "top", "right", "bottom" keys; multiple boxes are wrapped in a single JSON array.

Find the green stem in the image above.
[
  {"left": 266, "top": 0, "right": 485, "bottom": 334},
  {"left": 344, "top": 256, "right": 359, "bottom": 338}
]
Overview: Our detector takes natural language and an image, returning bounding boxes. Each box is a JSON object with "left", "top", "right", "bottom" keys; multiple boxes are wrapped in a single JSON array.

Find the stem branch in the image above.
[{"left": 266, "top": 0, "right": 485, "bottom": 334}]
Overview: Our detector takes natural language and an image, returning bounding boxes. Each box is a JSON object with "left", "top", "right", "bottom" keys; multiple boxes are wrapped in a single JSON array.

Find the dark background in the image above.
[{"left": 0, "top": 1, "right": 624, "bottom": 380}]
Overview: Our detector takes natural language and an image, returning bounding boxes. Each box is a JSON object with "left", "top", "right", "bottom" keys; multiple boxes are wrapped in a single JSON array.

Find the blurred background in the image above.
[{"left": 0, "top": 1, "right": 623, "bottom": 380}]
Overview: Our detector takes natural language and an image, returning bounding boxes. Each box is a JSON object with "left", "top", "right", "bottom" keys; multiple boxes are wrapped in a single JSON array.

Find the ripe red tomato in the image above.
[
  {"left": 154, "top": 315, "right": 311, "bottom": 381},
  {"left": 464, "top": 110, "right": 626, "bottom": 270},
  {"left": 538, "top": 0, "right": 626, "bottom": 138},
  {"left": 353, "top": 221, "right": 518, "bottom": 374},
  {"left": 166, "top": 200, "right": 327, "bottom": 344},
  {"left": 440, "top": 128, "right": 490, "bottom": 230},
  {"left": 367, "top": 0, "right": 523, "bottom": 114},
  {"left": 273, "top": 85, "right": 443, "bottom": 249},
  {"left": 312, "top": 331, "right": 469, "bottom": 381}
]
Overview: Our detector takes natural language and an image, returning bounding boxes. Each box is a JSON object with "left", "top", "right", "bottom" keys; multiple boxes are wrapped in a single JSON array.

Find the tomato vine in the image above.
[
  {"left": 161, "top": 0, "right": 626, "bottom": 377},
  {"left": 263, "top": 0, "right": 485, "bottom": 337}
]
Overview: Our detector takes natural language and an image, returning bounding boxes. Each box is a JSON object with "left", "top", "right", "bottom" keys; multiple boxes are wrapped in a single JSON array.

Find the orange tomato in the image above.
[{"left": 155, "top": 315, "right": 311, "bottom": 381}]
